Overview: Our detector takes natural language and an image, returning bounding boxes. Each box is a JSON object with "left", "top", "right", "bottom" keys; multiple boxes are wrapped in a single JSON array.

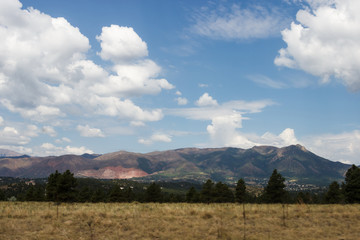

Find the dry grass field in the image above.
[{"left": 0, "top": 202, "right": 359, "bottom": 240}]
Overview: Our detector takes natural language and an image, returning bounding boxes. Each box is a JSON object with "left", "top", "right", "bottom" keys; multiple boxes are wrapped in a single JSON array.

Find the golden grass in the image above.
[{"left": 0, "top": 202, "right": 359, "bottom": 240}]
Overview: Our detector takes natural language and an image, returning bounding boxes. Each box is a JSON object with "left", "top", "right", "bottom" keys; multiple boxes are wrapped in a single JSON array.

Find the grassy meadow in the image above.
[{"left": 0, "top": 202, "right": 359, "bottom": 240}]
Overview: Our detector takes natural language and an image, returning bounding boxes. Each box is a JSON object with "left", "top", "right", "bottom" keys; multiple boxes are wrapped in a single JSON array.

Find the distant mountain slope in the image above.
[
  {"left": 0, "top": 149, "right": 23, "bottom": 157},
  {"left": 0, "top": 145, "right": 351, "bottom": 184}
]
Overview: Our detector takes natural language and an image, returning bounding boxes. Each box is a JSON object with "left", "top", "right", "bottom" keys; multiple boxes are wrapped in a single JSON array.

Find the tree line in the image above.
[{"left": 1, "top": 165, "right": 359, "bottom": 204}]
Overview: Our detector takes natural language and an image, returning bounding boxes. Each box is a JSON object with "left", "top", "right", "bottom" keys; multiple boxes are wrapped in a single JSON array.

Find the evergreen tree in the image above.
[
  {"left": 325, "top": 181, "right": 343, "bottom": 204},
  {"left": 263, "top": 169, "right": 287, "bottom": 203},
  {"left": 109, "top": 185, "right": 123, "bottom": 202},
  {"left": 25, "top": 185, "right": 35, "bottom": 201},
  {"left": 34, "top": 186, "right": 45, "bottom": 201},
  {"left": 124, "top": 187, "right": 135, "bottom": 202},
  {"left": 91, "top": 188, "right": 106, "bottom": 203},
  {"left": 235, "top": 178, "right": 246, "bottom": 203},
  {"left": 186, "top": 187, "right": 199, "bottom": 203},
  {"left": 45, "top": 170, "right": 77, "bottom": 202},
  {"left": 344, "top": 165, "right": 360, "bottom": 203},
  {"left": 213, "top": 182, "right": 234, "bottom": 203},
  {"left": 0, "top": 189, "right": 6, "bottom": 201},
  {"left": 78, "top": 186, "right": 92, "bottom": 202},
  {"left": 145, "top": 183, "right": 163, "bottom": 202},
  {"left": 57, "top": 170, "right": 77, "bottom": 202},
  {"left": 46, "top": 170, "right": 61, "bottom": 201},
  {"left": 200, "top": 179, "right": 214, "bottom": 203}
]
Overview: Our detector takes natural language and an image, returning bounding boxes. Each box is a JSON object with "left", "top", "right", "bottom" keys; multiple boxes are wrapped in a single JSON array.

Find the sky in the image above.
[{"left": 0, "top": 0, "right": 359, "bottom": 164}]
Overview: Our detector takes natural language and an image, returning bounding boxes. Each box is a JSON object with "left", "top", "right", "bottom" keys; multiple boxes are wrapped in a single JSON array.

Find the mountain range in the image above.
[{"left": 0, "top": 145, "right": 351, "bottom": 185}]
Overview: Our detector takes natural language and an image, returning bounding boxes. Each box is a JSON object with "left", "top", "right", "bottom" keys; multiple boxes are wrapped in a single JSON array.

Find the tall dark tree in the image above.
[
  {"left": 91, "top": 188, "right": 106, "bottom": 202},
  {"left": 235, "top": 178, "right": 246, "bottom": 203},
  {"left": 25, "top": 185, "right": 35, "bottom": 201},
  {"left": 263, "top": 169, "right": 287, "bottom": 203},
  {"left": 109, "top": 185, "right": 123, "bottom": 202},
  {"left": 46, "top": 170, "right": 77, "bottom": 202},
  {"left": 213, "top": 182, "right": 234, "bottom": 203},
  {"left": 186, "top": 187, "right": 199, "bottom": 203},
  {"left": 325, "top": 181, "right": 343, "bottom": 204},
  {"left": 45, "top": 170, "right": 61, "bottom": 201},
  {"left": 0, "top": 189, "right": 6, "bottom": 201},
  {"left": 78, "top": 186, "right": 92, "bottom": 202},
  {"left": 145, "top": 183, "right": 163, "bottom": 202},
  {"left": 200, "top": 179, "right": 214, "bottom": 203},
  {"left": 344, "top": 165, "right": 360, "bottom": 203}
]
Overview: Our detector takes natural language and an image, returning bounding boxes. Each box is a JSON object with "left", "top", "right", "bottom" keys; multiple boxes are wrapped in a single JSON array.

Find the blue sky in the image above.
[{"left": 0, "top": 0, "right": 359, "bottom": 164}]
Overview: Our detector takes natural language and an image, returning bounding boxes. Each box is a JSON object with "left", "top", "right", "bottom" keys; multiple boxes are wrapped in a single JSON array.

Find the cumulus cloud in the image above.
[
  {"left": 176, "top": 97, "right": 188, "bottom": 106},
  {"left": 0, "top": 126, "right": 30, "bottom": 145},
  {"left": 0, "top": 0, "right": 172, "bottom": 125},
  {"left": 138, "top": 133, "right": 172, "bottom": 145},
  {"left": 195, "top": 93, "right": 218, "bottom": 107},
  {"left": 38, "top": 143, "right": 93, "bottom": 156},
  {"left": 96, "top": 25, "right": 148, "bottom": 62},
  {"left": 0, "top": 116, "right": 3, "bottom": 126},
  {"left": 77, "top": 124, "right": 105, "bottom": 138},
  {"left": 55, "top": 137, "right": 71, "bottom": 144},
  {"left": 42, "top": 126, "right": 57, "bottom": 137},
  {"left": 192, "top": 3, "right": 290, "bottom": 40},
  {"left": 275, "top": 0, "right": 360, "bottom": 91},
  {"left": 303, "top": 130, "right": 360, "bottom": 164}
]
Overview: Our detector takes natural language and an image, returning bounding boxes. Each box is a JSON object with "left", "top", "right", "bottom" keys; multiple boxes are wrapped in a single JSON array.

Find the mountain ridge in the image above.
[{"left": 0, "top": 145, "right": 351, "bottom": 184}]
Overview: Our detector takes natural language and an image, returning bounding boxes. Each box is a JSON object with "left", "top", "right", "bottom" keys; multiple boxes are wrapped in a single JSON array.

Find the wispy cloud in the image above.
[
  {"left": 247, "top": 75, "right": 287, "bottom": 89},
  {"left": 191, "top": 3, "right": 290, "bottom": 40}
]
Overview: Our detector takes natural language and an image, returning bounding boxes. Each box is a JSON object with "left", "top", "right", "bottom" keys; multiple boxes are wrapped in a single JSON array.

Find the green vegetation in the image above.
[{"left": 0, "top": 165, "right": 359, "bottom": 205}]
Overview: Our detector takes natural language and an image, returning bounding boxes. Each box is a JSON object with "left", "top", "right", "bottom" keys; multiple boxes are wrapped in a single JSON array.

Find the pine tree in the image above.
[
  {"left": 109, "top": 185, "right": 123, "bottom": 202},
  {"left": 235, "top": 178, "right": 246, "bottom": 203},
  {"left": 186, "top": 187, "right": 199, "bottom": 203},
  {"left": 46, "top": 170, "right": 61, "bottom": 201},
  {"left": 25, "top": 185, "right": 35, "bottom": 201},
  {"left": 213, "top": 182, "right": 234, "bottom": 203},
  {"left": 145, "top": 183, "right": 163, "bottom": 202},
  {"left": 78, "top": 186, "right": 92, "bottom": 203},
  {"left": 0, "top": 189, "right": 6, "bottom": 201},
  {"left": 344, "top": 165, "right": 360, "bottom": 203},
  {"left": 263, "top": 169, "right": 287, "bottom": 203},
  {"left": 91, "top": 188, "right": 106, "bottom": 203},
  {"left": 200, "top": 179, "right": 214, "bottom": 203},
  {"left": 325, "top": 181, "right": 343, "bottom": 204},
  {"left": 45, "top": 170, "right": 77, "bottom": 202}
]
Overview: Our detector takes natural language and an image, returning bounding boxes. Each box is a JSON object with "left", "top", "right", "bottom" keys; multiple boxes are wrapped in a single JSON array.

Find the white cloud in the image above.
[
  {"left": 275, "top": 0, "right": 360, "bottom": 91},
  {"left": 55, "top": 137, "right": 71, "bottom": 144},
  {"left": 37, "top": 143, "right": 93, "bottom": 156},
  {"left": 175, "top": 91, "right": 182, "bottom": 96},
  {"left": 199, "top": 83, "right": 209, "bottom": 88},
  {"left": 0, "top": 1, "right": 172, "bottom": 125},
  {"left": 92, "top": 59, "right": 174, "bottom": 97},
  {"left": 248, "top": 75, "right": 287, "bottom": 89},
  {"left": 168, "top": 99, "right": 275, "bottom": 121},
  {"left": 138, "top": 133, "right": 172, "bottom": 145},
  {"left": 77, "top": 124, "right": 105, "bottom": 138},
  {"left": 176, "top": 97, "right": 188, "bottom": 106},
  {"left": 0, "top": 116, "right": 3, "bottom": 125},
  {"left": 303, "top": 130, "right": 360, "bottom": 164},
  {"left": 25, "top": 125, "right": 39, "bottom": 137},
  {"left": 195, "top": 93, "right": 218, "bottom": 107},
  {"left": 192, "top": 3, "right": 290, "bottom": 40},
  {"left": 0, "top": 126, "right": 30, "bottom": 145},
  {"left": 96, "top": 25, "right": 148, "bottom": 63},
  {"left": 42, "top": 126, "right": 57, "bottom": 137}
]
